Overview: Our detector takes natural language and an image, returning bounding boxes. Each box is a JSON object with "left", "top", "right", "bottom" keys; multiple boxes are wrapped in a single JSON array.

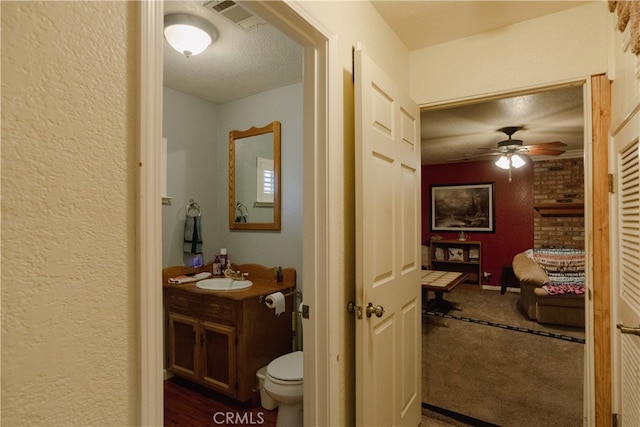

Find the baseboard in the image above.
[{"left": 163, "top": 369, "right": 173, "bottom": 380}]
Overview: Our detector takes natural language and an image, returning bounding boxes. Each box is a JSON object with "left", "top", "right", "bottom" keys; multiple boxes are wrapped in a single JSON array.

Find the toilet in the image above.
[{"left": 263, "top": 351, "right": 303, "bottom": 427}]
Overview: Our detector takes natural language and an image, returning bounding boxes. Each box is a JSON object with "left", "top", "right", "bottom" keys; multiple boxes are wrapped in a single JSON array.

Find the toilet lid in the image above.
[{"left": 267, "top": 351, "right": 303, "bottom": 382}]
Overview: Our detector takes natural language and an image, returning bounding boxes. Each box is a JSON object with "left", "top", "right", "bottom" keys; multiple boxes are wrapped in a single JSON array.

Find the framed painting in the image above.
[{"left": 430, "top": 182, "right": 495, "bottom": 232}]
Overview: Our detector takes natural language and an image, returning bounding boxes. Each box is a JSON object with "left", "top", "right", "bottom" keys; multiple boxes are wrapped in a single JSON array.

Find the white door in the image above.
[
  {"left": 611, "top": 109, "right": 640, "bottom": 426},
  {"left": 354, "top": 48, "right": 421, "bottom": 426}
]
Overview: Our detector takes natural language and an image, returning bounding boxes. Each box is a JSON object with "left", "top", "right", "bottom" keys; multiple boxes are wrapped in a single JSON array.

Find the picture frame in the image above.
[
  {"left": 430, "top": 182, "right": 495, "bottom": 232},
  {"left": 447, "top": 247, "right": 466, "bottom": 262}
]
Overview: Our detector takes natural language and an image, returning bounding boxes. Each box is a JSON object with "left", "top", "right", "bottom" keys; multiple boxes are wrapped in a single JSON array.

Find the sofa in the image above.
[{"left": 512, "top": 249, "right": 585, "bottom": 328}]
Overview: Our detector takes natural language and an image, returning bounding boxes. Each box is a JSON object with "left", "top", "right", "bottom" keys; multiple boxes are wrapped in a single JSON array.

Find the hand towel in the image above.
[
  {"left": 183, "top": 214, "right": 203, "bottom": 254},
  {"left": 168, "top": 272, "right": 212, "bottom": 284}
]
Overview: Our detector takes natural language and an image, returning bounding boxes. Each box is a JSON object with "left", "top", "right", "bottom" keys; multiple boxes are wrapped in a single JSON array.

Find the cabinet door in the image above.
[
  {"left": 200, "top": 321, "right": 237, "bottom": 397},
  {"left": 168, "top": 312, "right": 198, "bottom": 381}
]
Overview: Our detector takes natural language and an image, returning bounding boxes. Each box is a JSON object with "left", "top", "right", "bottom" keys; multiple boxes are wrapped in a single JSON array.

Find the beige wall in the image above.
[
  {"left": 410, "top": 2, "right": 609, "bottom": 106},
  {"left": 302, "top": 1, "right": 410, "bottom": 91},
  {"left": 1, "top": 2, "right": 139, "bottom": 425},
  {"left": 1, "top": 1, "right": 409, "bottom": 425},
  {"left": 0, "top": 1, "right": 622, "bottom": 425}
]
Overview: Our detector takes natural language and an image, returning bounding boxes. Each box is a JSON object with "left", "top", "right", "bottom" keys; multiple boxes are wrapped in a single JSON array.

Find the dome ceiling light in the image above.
[{"left": 164, "top": 14, "right": 218, "bottom": 58}]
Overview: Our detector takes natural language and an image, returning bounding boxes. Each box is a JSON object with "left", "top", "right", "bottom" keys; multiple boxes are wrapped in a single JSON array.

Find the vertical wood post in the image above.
[{"left": 591, "top": 73, "right": 612, "bottom": 427}]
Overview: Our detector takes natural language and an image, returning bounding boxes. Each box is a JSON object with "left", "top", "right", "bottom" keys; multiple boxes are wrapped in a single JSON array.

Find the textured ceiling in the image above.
[
  {"left": 420, "top": 85, "right": 585, "bottom": 165},
  {"left": 163, "top": 1, "right": 302, "bottom": 104},
  {"left": 163, "top": 1, "right": 588, "bottom": 164}
]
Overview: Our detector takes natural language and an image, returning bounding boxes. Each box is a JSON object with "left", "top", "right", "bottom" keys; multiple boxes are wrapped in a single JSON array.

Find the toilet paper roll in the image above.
[{"left": 265, "top": 292, "right": 286, "bottom": 316}]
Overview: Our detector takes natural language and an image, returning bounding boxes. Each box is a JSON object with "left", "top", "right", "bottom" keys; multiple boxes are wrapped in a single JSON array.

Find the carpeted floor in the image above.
[{"left": 422, "top": 286, "right": 584, "bottom": 427}]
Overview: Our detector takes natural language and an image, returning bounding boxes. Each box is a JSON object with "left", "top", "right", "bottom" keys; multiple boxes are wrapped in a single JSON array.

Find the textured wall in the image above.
[{"left": 1, "top": 2, "right": 138, "bottom": 425}]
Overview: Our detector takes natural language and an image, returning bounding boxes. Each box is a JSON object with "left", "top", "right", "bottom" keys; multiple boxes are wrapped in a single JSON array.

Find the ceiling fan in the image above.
[
  {"left": 462, "top": 126, "right": 567, "bottom": 181},
  {"left": 493, "top": 125, "right": 566, "bottom": 156}
]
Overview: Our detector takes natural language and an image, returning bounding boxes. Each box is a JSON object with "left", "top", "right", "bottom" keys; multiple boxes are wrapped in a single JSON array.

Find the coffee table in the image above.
[{"left": 421, "top": 270, "right": 468, "bottom": 313}]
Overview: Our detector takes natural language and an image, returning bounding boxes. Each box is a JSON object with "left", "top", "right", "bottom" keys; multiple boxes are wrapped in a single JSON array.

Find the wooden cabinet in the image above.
[
  {"left": 164, "top": 264, "right": 296, "bottom": 403},
  {"left": 168, "top": 312, "right": 238, "bottom": 395},
  {"left": 430, "top": 239, "right": 482, "bottom": 284},
  {"left": 168, "top": 312, "right": 198, "bottom": 381}
]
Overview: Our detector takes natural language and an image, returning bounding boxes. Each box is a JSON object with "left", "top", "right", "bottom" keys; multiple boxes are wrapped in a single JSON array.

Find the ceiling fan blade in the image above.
[
  {"left": 526, "top": 141, "right": 567, "bottom": 149},
  {"left": 526, "top": 148, "right": 566, "bottom": 156}
]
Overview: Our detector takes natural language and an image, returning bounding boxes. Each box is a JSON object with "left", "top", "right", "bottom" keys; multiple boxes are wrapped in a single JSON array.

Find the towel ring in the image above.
[{"left": 186, "top": 199, "right": 201, "bottom": 217}]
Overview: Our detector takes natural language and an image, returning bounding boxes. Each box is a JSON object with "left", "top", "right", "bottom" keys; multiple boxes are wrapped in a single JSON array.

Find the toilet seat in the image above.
[{"left": 266, "top": 351, "right": 303, "bottom": 384}]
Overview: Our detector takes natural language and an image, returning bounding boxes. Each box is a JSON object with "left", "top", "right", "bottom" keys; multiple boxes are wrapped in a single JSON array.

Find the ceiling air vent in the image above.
[{"left": 203, "top": 1, "right": 265, "bottom": 31}]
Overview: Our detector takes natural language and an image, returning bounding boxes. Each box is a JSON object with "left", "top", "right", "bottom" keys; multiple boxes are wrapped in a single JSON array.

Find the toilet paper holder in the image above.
[{"left": 259, "top": 288, "right": 300, "bottom": 304}]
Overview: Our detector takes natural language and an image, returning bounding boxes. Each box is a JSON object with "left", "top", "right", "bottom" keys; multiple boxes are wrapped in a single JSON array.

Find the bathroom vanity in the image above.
[{"left": 163, "top": 263, "right": 296, "bottom": 403}]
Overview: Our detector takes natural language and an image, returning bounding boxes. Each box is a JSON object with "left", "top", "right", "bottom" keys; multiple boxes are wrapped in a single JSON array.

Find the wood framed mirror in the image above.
[{"left": 229, "top": 121, "right": 281, "bottom": 230}]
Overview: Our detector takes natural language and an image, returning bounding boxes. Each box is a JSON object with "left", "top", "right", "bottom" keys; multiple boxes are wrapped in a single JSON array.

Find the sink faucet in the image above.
[{"left": 224, "top": 268, "right": 248, "bottom": 280}]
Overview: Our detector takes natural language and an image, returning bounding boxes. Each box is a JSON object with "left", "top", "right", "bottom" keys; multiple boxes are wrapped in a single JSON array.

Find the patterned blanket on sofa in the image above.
[{"left": 525, "top": 248, "right": 586, "bottom": 295}]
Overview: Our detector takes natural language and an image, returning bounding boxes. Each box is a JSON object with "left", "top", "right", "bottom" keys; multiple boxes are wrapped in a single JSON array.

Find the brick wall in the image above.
[{"left": 533, "top": 158, "right": 585, "bottom": 249}]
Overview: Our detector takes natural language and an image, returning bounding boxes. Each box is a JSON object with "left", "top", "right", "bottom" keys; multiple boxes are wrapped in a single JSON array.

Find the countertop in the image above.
[{"left": 163, "top": 262, "right": 296, "bottom": 301}]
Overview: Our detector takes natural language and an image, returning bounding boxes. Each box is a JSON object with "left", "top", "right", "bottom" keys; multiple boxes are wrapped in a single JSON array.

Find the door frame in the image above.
[
  {"left": 419, "top": 77, "right": 606, "bottom": 426},
  {"left": 138, "top": 2, "right": 339, "bottom": 425}
]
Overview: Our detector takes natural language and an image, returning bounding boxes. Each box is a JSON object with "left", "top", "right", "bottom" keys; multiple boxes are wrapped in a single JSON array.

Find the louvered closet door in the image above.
[{"left": 611, "top": 109, "right": 640, "bottom": 426}]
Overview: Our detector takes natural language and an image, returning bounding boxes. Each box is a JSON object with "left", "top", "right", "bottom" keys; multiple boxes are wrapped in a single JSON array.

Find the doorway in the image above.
[
  {"left": 419, "top": 83, "right": 589, "bottom": 426},
  {"left": 139, "top": 2, "right": 336, "bottom": 425}
]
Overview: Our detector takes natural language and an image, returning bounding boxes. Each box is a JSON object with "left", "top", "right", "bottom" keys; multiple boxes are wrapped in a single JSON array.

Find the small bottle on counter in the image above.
[
  {"left": 213, "top": 256, "right": 221, "bottom": 276},
  {"left": 219, "top": 248, "right": 228, "bottom": 269},
  {"left": 274, "top": 266, "right": 283, "bottom": 283}
]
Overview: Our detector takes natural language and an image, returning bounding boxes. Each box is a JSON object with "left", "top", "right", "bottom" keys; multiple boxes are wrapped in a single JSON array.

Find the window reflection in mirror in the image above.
[{"left": 229, "top": 121, "right": 281, "bottom": 230}]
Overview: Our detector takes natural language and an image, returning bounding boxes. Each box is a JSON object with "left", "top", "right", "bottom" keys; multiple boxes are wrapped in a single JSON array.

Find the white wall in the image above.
[
  {"left": 217, "top": 83, "right": 304, "bottom": 280},
  {"left": 162, "top": 87, "right": 220, "bottom": 267},
  {"left": 162, "top": 84, "right": 303, "bottom": 280},
  {"left": 410, "top": 3, "right": 609, "bottom": 106}
]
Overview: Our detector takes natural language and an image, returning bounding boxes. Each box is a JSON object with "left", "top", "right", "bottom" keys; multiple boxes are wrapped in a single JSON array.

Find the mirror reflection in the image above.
[{"left": 229, "top": 121, "right": 281, "bottom": 230}]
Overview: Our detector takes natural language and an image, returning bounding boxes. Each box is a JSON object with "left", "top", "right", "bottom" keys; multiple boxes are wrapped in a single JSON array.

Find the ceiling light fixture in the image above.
[
  {"left": 164, "top": 14, "right": 218, "bottom": 58},
  {"left": 495, "top": 152, "right": 526, "bottom": 182},
  {"left": 495, "top": 155, "right": 511, "bottom": 170},
  {"left": 510, "top": 153, "right": 526, "bottom": 168},
  {"left": 494, "top": 153, "right": 527, "bottom": 170}
]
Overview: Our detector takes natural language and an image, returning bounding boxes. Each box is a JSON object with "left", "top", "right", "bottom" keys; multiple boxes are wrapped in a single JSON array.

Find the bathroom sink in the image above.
[{"left": 195, "top": 278, "right": 253, "bottom": 291}]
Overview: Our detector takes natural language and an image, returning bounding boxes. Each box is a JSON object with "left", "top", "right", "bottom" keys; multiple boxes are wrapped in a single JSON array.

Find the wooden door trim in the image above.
[{"left": 590, "top": 73, "right": 612, "bottom": 427}]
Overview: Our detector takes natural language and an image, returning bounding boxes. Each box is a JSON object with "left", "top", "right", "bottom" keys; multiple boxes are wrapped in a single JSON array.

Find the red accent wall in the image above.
[{"left": 422, "top": 161, "right": 534, "bottom": 287}]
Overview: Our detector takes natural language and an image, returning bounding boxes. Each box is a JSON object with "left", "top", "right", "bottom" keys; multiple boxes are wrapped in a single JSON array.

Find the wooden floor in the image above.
[{"left": 164, "top": 376, "right": 278, "bottom": 427}]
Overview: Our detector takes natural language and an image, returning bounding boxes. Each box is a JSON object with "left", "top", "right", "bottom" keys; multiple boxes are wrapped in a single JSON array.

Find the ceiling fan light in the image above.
[
  {"left": 511, "top": 154, "right": 526, "bottom": 168},
  {"left": 495, "top": 155, "right": 510, "bottom": 169},
  {"left": 164, "top": 14, "right": 217, "bottom": 58}
]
